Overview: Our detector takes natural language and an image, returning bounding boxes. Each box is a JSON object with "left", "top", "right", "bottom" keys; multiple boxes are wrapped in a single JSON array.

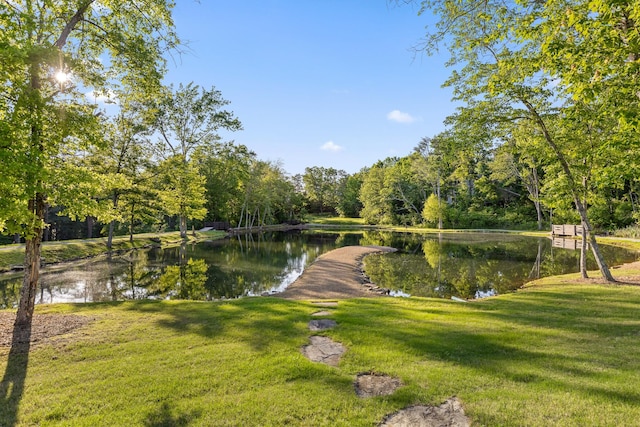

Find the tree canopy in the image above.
[{"left": 0, "top": 0, "right": 179, "bottom": 326}]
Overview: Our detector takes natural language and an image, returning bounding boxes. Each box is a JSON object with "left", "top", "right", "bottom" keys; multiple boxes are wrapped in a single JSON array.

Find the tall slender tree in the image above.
[
  {"left": 0, "top": 1, "right": 178, "bottom": 328},
  {"left": 407, "top": 0, "right": 636, "bottom": 281},
  {"left": 152, "top": 82, "right": 242, "bottom": 238}
]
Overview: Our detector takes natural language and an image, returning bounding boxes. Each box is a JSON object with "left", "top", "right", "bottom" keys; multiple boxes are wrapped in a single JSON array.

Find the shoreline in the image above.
[{"left": 276, "top": 245, "right": 397, "bottom": 300}]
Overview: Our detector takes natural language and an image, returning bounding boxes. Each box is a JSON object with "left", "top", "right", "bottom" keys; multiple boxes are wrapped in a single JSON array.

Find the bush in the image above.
[{"left": 614, "top": 224, "right": 640, "bottom": 239}]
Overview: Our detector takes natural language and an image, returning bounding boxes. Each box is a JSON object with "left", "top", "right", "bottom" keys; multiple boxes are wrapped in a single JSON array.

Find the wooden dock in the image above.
[
  {"left": 552, "top": 224, "right": 583, "bottom": 237},
  {"left": 552, "top": 237, "right": 588, "bottom": 250}
]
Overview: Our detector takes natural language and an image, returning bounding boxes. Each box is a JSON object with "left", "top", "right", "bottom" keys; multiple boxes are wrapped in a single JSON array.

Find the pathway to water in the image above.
[
  {"left": 276, "top": 245, "right": 396, "bottom": 300},
  {"left": 286, "top": 245, "right": 471, "bottom": 426}
]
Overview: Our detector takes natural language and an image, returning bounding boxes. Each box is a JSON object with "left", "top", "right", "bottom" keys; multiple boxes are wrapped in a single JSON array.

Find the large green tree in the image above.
[
  {"left": 0, "top": 1, "right": 178, "bottom": 328},
  {"left": 152, "top": 82, "right": 242, "bottom": 238},
  {"left": 302, "top": 166, "right": 347, "bottom": 214},
  {"left": 199, "top": 142, "right": 255, "bottom": 225},
  {"left": 409, "top": 0, "right": 638, "bottom": 281}
]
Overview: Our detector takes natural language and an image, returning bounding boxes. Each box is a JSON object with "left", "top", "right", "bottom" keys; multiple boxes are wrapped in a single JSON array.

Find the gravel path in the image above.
[{"left": 277, "top": 245, "right": 396, "bottom": 300}]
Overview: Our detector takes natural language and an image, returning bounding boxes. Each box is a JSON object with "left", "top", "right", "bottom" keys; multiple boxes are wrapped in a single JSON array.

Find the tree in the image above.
[
  {"left": 490, "top": 122, "right": 548, "bottom": 230},
  {"left": 409, "top": 0, "right": 632, "bottom": 281},
  {"left": 384, "top": 155, "right": 429, "bottom": 225},
  {"left": 152, "top": 82, "right": 242, "bottom": 238},
  {"left": 422, "top": 194, "right": 448, "bottom": 227},
  {"left": 302, "top": 166, "right": 347, "bottom": 214},
  {"left": 359, "top": 160, "right": 395, "bottom": 224},
  {"left": 336, "top": 172, "right": 364, "bottom": 217},
  {"left": 88, "top": 109, "right": 155, "bottom": 248},
  {"left": 237, "top": 160, "right": 299, "bottom": 228},
  {"left": 413, "top": 134, "right": 457, "bottom": 228},
  {"left": 158, "top": 155, "right": 208, "bottom": 235},
  {"left": 199, "top": 143, "right": 255, "bottom": 224},
  {"left": 0, "top": 1, "right": 178, "bottom": 328}
]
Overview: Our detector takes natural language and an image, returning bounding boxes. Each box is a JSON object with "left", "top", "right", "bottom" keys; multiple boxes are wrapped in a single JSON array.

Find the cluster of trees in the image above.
[
  {"left": 399, "top": 0, "right": 640, "bottom": 281},
  {"left": 2, "top": 1, "right": 638, "bottom": 324}
]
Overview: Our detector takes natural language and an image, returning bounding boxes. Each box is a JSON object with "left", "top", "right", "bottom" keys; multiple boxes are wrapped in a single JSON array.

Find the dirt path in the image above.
[{"left": 277, "top": 245, "right": 396, "bottom": 300}]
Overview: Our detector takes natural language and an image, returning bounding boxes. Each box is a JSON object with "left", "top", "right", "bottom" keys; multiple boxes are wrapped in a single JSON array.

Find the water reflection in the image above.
[
  {"left": 0, "top": 230, "right": 637, "bottom": 306},
  {"left": 362, "top": 232, "right": 637, "bottom": 299}
]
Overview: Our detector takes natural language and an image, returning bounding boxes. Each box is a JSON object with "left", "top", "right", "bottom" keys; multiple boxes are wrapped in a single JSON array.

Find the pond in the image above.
[{"left": 0, "top": 230, "right": 637, "bottom": 307}]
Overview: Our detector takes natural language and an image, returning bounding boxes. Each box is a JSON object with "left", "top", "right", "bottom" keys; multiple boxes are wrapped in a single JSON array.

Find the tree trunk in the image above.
[
  {"left": 14, "top": 194, "right": 45, "bottom": 328},
  {"left": 575, "top": 198, "right": 614, "bottom": 281},
  {"left": 107, "top": 193, "right": 119, "bottom": 249},
  {"left": 580, "top": 223, "right": 588, "bottom": 279},
  {"left": 521, "top": 97, "right": 615, "bottom": 282},
  {"left": 86, "top": 216, "right": 94, "bottom": 239},
  {"left": 179, "top": 214, "right": 187, "bottom": 239},
  {"left": 15, "top": 61, "right": 45, "bottom": 329},
  {"left": 436, "top": 172, "right": 443, "bottom": 230},
  {"left": 129, "top": 204, "right": 135, "bottom": 243},
  {"left": 107, "top": 221, "right": 115, "bottom": 249},
  {"left": 535, "top": 201, "right": 543, "bottom": 231}
]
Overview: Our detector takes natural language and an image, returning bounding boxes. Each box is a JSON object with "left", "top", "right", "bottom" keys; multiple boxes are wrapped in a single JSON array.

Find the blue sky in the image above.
[{"left": 164, "top": 1, "right": 455, "bottom": 176}]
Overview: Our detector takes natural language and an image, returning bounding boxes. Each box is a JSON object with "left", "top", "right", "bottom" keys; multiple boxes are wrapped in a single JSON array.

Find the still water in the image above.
[{"left": 0, "top": 230, "right": 637, "bottom": 307}]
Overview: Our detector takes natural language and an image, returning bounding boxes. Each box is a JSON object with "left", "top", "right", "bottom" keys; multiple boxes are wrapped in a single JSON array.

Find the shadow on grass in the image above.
[
  {"left": 143, "top": 402, "right": 201, "bottom": 427},
  {"left": 336, "top": 290, "right": 640, "bottom": 406},
  {"left": 0, "top": 320, "right": 31, "bottom": 427},
  {"left": 123, "top": 298, "right": 312, "bottom": 352}
]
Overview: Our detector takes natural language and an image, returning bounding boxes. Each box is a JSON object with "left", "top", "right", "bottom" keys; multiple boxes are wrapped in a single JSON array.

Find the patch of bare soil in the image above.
[
  {"left": 566, "top": 260, "right": 640, "bottom": 286},
  {"left": 379, "top": 397, "right": 471, "bottom": 427},
  {"left": 0, "top": 313, "right": 93, "bottom": 348},
  {"left": 354, "top": 372, "right": 403, "bottom": 398},
  {"left": 277, "top": 245, "right": 396, "bottom": 300}
]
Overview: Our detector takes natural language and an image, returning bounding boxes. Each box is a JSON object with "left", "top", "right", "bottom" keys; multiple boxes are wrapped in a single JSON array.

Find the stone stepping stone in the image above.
[
  {"left": 308, "top": 319, "right": 337, "bottom": 331},
  {"left": 301, "top": 336, "right": 346, "bottom": 366},
  {"left": 311, "top": 310, "right": 333, "bottom": 316},
  {"left": 379, "top": 397, "right": 470, "bottom": 427},
  {"left": 354, "top": 373, "right": 403, "bottom": 398},
  {"left": 311, "top": 301, "right": 338, "bottom": 307}
]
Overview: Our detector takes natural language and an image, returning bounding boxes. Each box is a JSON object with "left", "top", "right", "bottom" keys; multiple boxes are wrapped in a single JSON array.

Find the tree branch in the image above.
[{"left": 54, "top": 1, "right": 94, "bottom": 48}]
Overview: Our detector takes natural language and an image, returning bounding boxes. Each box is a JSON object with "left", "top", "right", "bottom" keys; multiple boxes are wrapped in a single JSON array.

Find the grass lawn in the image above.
[
  {"left": 306, "top": 216, "right": 367, "bottom": 226},
  {"left": 2, "top": 275, "right": 640, "bottom": 426}
]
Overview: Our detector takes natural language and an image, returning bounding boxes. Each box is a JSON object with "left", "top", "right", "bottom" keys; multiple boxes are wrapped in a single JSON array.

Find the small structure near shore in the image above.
[{"left": 552, "top": 224, "right": 583, "bottom": 237}]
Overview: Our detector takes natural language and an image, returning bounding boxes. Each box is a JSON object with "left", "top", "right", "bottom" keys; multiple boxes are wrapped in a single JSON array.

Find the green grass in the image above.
[
  {"left": 0, "top": 231, "right": 226, "bottom": 272},
  {"left": 3, "top": 277, "right": 640, "bottom": 426},
  {"left": 306, "top": 215, "right": 367, "bottom": 226}
]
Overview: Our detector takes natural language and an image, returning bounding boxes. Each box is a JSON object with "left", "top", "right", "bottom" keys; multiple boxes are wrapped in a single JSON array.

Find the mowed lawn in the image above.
[{"left": 2, "top": 278, "right": 640, "bottom": 426}]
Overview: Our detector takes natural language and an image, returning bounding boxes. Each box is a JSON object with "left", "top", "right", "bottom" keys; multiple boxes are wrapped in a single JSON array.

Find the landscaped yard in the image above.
[{"left": 2, "top": 266, "right": 640, "bottom": 426}]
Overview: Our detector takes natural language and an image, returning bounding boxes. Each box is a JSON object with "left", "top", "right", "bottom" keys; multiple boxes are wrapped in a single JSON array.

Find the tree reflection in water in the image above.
[
  {"left": 0, "top": 231, "right": 637, "bottom": 306},
  {"left": 363, "top": 232, "right": 638, "bottom": 299}
]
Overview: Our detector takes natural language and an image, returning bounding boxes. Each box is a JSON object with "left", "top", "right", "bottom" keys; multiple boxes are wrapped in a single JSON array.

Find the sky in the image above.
[{"left": 163, "top": 1, "right": 456, "bottom": 176}]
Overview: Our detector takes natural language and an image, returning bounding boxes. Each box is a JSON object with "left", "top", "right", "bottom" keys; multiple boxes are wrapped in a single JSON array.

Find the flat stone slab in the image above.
[
  {"left": 301, "top": 336, "right": 346, "bottom": 366},
  {"left": 379, "top": 397, "right": 471, "bottom": 427},
  {"left": 311, "top": 301, "right": 338, "bottom": 307},
  {"left": 354, "top": 373, "right": 403, "bottom": 398},
  {"left": 311, "top": 310, "right": 333, "bottom": 316},
  {"left": 308, "top": 319, "right": 338, "bottom": 331}
]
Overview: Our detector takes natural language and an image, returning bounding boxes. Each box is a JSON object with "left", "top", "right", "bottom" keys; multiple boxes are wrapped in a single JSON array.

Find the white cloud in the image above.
[
  {"left": 387, "top": 109, "right": 417, "bottom": 124},
  {"left": 321, "top": 141, "right": 344, "bottom": 152}
]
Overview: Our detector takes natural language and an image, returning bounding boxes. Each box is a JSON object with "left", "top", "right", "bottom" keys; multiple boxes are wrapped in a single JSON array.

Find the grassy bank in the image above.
[
  {"left": 2, "top": 274, "right": 640, "bottom": 426},
  {"left": 0, "top": 231, "right": 226, "bottom": 273}
]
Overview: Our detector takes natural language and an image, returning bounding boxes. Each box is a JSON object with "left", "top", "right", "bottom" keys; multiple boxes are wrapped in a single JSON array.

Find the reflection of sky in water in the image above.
[
  {"left": 0, "top": 231, "right": 347, "bottom": 306},
  {"left": 388, "top": 289, "right": 411, "bottom": 297},
  {"left": 248, "top": 252, "right": 308, "bottom": 296},
  {"left": 1, "top": 231, "right": 638, "bottom": 307}
]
